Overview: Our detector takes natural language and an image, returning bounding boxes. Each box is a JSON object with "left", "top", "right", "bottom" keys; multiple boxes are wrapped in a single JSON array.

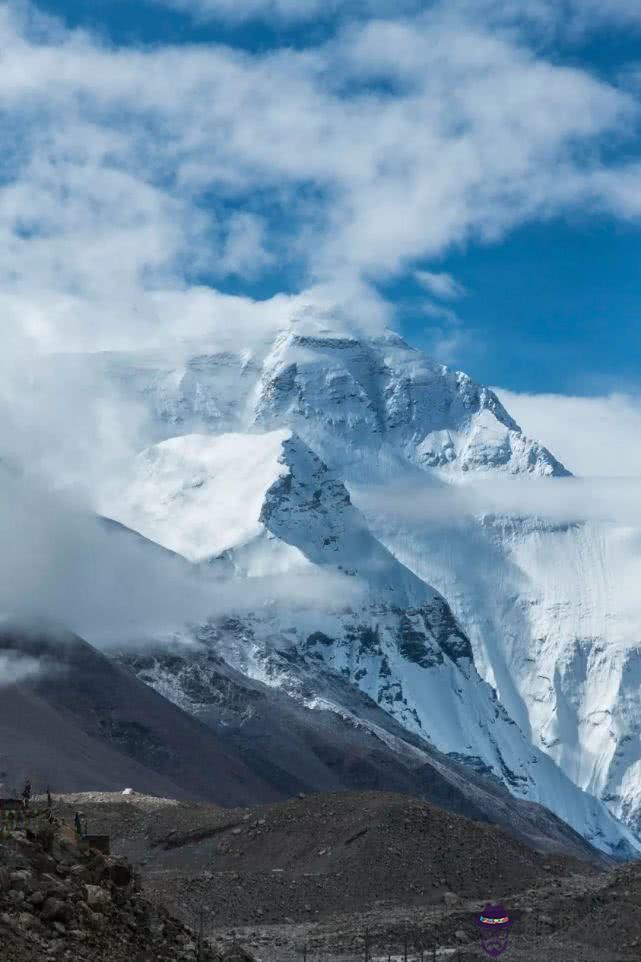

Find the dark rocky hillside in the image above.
[
  {"left": 0, "top": 624, "right": 278, "bottom": 806},
  {"left": 1, "top": 622, "right": 615, "bottom": 866},
  {"left": 0, "top": 811, "right": 253, "bottom": 962}
]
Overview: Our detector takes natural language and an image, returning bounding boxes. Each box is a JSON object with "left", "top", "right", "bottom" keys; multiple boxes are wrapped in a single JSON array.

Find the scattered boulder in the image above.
[
  {"left": 83, "top": 883, "right": 111, "bottom": 912},
  {"left": 108, "top": 860, "right": 132, "bottom": 888},
  {"left": 0, "top": 816, "right": 229, "bottom": 962},
  {"left": 41, "top": 897, "right": 70, "bottom": 923}
]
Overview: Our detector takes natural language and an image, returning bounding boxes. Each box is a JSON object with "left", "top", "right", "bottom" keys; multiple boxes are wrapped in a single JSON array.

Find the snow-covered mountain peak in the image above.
[
  {"left": 84, "top": 335, "right": 641, "bottom": 856},
  {"left": 252, "top": 327, "right": 569, "bottom": 479},
  {"left": 72, "top": 324, "right": 568, "bottom": 481}
]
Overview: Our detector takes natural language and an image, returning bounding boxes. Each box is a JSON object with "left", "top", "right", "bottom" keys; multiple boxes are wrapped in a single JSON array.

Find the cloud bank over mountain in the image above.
[
  {"left": 497, "top": 390, "right": 641, "bottom": 479},
  {"left": 1, "top": 0, "right": 641, "bottom": 363}
]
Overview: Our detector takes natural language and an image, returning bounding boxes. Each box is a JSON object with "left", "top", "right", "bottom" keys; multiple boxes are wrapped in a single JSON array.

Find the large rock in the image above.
[
  {"left": 8, "top": 870, "right": 32, "bottom": 893},
  {"left": 41, "top": 896, "right": 70, "bottom": 923},
  {"left": 84, "top": 883, "right": 112, "bottom": 912},
  {"left": 109, "top": 860, "right": 132, "bottom": 887}
]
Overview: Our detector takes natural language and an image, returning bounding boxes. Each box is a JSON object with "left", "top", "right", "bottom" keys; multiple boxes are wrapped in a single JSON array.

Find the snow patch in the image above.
[{"left": 105, "top": 430, "right": 292, "bottom": 562}]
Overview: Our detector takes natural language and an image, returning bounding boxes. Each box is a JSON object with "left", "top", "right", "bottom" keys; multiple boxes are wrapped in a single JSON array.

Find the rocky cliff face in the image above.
[{"left": 0, "top": 811, "right": 226, "bottom": 961}]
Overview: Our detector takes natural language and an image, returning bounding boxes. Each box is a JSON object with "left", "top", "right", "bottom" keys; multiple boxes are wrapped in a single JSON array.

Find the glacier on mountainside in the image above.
[
  {"left": 356, "top": 502, "right": 641, "bottom": 837},
  {"left": 101, "top": 426, "right": 638, "bottom": 856},
  {"left": 48, "top": 321, "right": 641, "bottom": 850}
]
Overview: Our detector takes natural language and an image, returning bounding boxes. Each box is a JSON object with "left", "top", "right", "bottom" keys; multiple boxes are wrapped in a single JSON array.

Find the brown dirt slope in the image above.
[
  {"left": 49, "top": 790, "right": 641, "bottom": 961},
  {"left": 52, "top": 790, "right": 601, "bottom": 926}
]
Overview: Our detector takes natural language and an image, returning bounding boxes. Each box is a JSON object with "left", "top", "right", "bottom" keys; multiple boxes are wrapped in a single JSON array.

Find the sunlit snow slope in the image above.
[
  {"left": 101, "top": 421, "right": 638, "bottom": 857},
  {"left": 59, "top": 320, "right": 641, "bottom": 852},
  {"left": 365, "top": 510, "right": 641, "bottom": 837},
  {"left": 83, "top": 327, "right": 567, "bottom": 480}
]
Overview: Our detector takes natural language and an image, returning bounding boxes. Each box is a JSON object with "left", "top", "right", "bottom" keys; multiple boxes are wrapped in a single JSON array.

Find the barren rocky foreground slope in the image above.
[
  {"left": 0, "top": 809, "right": 249, "bottom": 962},
  {"left": 49, "top": 791, "right": 641, "bottom": 961}
]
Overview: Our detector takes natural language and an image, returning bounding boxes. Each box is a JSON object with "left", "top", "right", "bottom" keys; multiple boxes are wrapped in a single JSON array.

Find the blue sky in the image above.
[
  {"left": 396, "top": 216, "right": 641, "bottom": 394},
  {"left": 2, "top": 0, "right": 641, "bottom": 400}
]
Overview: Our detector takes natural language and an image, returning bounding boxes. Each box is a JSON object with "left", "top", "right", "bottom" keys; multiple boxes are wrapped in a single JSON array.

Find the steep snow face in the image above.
[
  {"left": 353, "top": 495, "right": 641, "bottom": 838},
  {"left": 252, "top": 331, "right": 568, "bottom": 478},
  {"left": 102, "top": 430, "right": 638, "bottom": 856},
  {"left": 483, "top": 518, "right": 641, "bottom": 835},
  {"left": 107, "top": 431, "right": 292, "bottom": 562},
  {"left": 85, "top": 329, "right": 567, "bottom": 480}
]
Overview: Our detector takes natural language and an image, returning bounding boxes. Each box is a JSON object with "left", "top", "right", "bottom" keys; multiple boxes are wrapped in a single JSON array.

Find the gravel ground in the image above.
[{"left": 46, "top": 790, "right": 641, "bottom": 961}]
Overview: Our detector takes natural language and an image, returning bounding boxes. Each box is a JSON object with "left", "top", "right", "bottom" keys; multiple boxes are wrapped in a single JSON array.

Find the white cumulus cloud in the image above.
[{"left": 496, "top": 390, "right": 641, "bottom": 478}]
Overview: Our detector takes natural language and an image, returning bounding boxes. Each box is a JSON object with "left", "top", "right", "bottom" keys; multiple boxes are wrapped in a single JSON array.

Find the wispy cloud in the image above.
[
  {"left": 496, "top": 390, "right": 641, "bottom": 478},
  {"left": 0, "top": 465, "right": 364, "bottom": 648},
  {"left": 154, "top": 0, "right": 641, "bottom": 30},
  {"left": 152, "top": 0, "right": 422, "bottom": 24},
  {"left": 0, "top": 651, "right": 44, "bottom": 688},
  {"left": 418, "top": 300, "right": 471, "bottom": 365},
  {"left": 416, "top": 270, "right": 466, "bottom": 300},
  {"left": 355, "top": 475, "right": 641, "bottom": 527}
]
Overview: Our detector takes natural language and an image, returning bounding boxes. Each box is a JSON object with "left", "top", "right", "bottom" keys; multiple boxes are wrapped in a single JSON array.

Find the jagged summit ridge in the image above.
[
  {"left": 253, "top": 329, "right": 569, "bottom": 477},
  {"left": 84, "top": 326, "right": 569, "bottom": 479}
]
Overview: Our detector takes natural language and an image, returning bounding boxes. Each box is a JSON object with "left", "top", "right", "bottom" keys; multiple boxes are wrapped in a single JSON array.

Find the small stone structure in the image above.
[
  {"left": 0, "top": 797, "right": 111, "bottom": 852},
  {"left": 83, "top": 834, "right": 111, "bottom": 855}
]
